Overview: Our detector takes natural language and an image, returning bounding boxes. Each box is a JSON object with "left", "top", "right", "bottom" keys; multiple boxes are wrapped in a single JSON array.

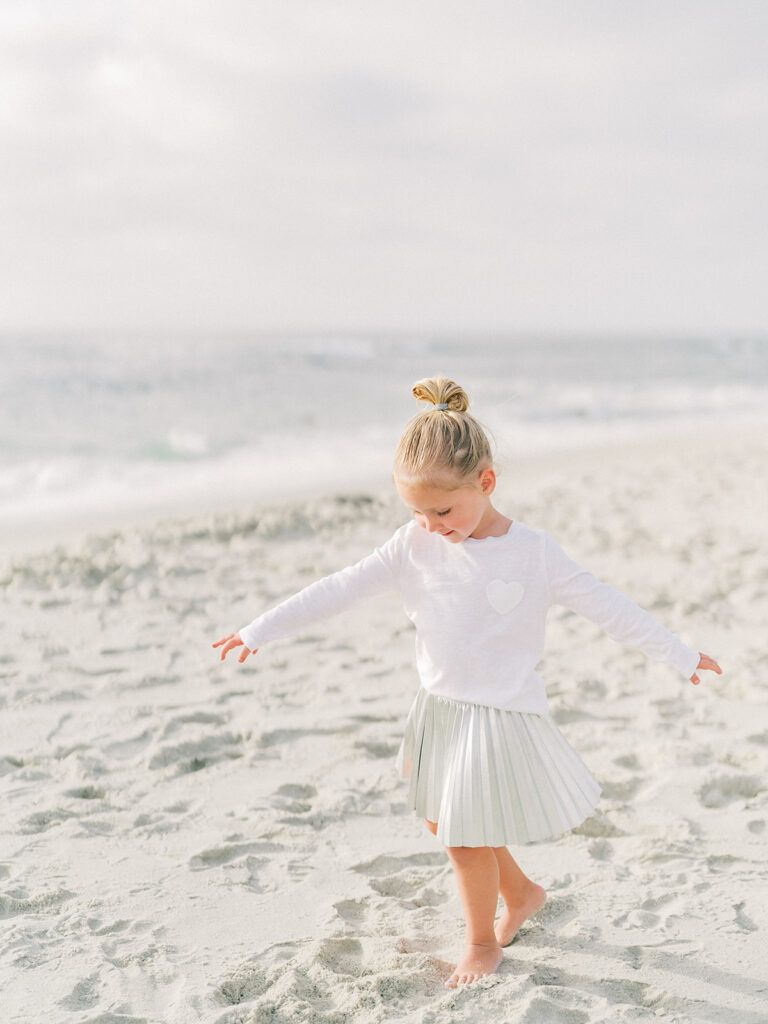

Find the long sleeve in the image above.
[
  {"left": 238, "top": 529, "right": 403, "bottom": 651},
  {"left": 543, "top": 532, "right": 700, "bottom": 679}
]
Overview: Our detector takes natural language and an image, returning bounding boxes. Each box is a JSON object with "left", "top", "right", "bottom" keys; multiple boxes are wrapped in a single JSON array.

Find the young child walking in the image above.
[{"left": 213, "top": 375, "right": 722, "bottom": 989}]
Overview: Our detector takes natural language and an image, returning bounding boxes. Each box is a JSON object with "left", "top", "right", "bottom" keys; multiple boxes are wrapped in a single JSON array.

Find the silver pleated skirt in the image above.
[{"left": 396, "top": 687, "right": 601, "bottom": 848}]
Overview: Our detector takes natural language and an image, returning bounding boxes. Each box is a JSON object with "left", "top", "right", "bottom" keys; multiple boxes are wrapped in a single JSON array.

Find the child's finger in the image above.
[
  {"left": 699, "top": 654, "right": 722, "bottom": 674},
  {"left": 220, "top": 637, "right": 241, "bottom": 660},
  {"left": 212, "top": 634, "right": 234, "bottom": 648},
  {"left": 690, "top": 673, "right": 700, "bottom": 685}
]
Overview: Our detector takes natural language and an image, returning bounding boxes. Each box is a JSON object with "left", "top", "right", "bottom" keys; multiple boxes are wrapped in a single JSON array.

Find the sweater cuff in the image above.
[
  {"left": 238, "top": 623, "right": 260, "bottom": 651},
  {"left": 671, "top": 643, "right": 701, "bottom": 680}
]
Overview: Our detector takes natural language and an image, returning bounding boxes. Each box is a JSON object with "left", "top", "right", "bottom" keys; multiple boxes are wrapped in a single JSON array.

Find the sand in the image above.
[{"left": 1, "top": 428, "right": 767, "bottom": 1024}]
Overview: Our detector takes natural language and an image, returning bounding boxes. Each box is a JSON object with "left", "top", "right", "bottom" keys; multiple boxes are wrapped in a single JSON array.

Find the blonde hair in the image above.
[{"left": 393, "top": 375, "right": 493, "bottom": 486}]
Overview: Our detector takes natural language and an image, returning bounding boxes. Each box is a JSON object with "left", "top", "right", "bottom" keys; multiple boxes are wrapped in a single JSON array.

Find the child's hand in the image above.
[
  {"left": 212, "top": 633, "right": 256, "bottom": 664},
  {"left": 690, "top": 653, "right": 722, "bottom": 685}
]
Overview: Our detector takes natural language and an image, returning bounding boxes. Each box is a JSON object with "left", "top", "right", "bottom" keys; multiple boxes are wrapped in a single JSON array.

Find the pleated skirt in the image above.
[{"left": 395, "top": 687, "right": 601, "bottom": 848}]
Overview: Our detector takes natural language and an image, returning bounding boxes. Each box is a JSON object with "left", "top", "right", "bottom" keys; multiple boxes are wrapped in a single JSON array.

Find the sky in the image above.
[{"left": 2, "top": 0, "right": 767, "bottom": 336}]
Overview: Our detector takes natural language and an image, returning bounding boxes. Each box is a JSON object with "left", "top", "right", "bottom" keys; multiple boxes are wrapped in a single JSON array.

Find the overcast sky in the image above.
[{"left": 2, "top": 1, "right": 767, "bottom": 335}]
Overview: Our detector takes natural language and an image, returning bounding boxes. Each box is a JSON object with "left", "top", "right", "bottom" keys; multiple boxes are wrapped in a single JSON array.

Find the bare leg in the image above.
[
  {"left": 492, "top": 846, "right": 546, "bottom": 947},
  {"left": 444, "top": 845, "right": 503, "bottom": 987}
]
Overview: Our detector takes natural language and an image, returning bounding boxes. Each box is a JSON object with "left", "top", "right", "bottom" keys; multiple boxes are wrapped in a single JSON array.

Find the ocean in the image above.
[{"left": 2, "top": 332, "right": 767, "bottom": 539}]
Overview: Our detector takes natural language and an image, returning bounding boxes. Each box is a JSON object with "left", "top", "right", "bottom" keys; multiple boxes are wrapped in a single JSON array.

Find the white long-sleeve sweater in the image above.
[{"left": 238, "top": 520, "right": 700, "bottom": 715}]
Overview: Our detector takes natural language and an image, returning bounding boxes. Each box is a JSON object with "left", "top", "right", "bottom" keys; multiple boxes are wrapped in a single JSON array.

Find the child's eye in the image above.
[{"left": 437, "top": 509, "right": 451, "bottom": 516}]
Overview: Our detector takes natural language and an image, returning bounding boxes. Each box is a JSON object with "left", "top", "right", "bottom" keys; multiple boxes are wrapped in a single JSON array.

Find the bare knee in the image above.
[
  {"left": 424, "top": 818, "right": 438, "bottom": 835},
  {"left": 446, "top": 844, "right": 488, "bottom": 866}
]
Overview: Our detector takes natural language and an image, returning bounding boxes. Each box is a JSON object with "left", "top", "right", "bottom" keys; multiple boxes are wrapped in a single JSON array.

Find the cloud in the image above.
[{"left": 1, "top": 0, "right": 767, "bottom": 332}]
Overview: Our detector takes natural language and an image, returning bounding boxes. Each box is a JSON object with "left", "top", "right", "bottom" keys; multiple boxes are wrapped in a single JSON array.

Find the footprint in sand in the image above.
[
  {"left": 100, "top": 642, "right": 153, "bottom": 657},
  {"left": 216, "top": 933, "right": 442, "bottom": 1017},
  {"left": 0, "top": 887, "right": 74, "bottom": 917},
  {"left": 519, "top": 994, "right": 590, "bottom": 1024},
  {"left": 353, "top": 851, "right": 446, "bottom": 877},
  {"left": 269, "top": 781, "right": 390, "bottom": 834},
  {"left": 18, "top": 807, "right": 76, "bottom": 834},
  {"left": 64, "top": 785, "right": 106, "bottom": 800},
  {"left": 269, "top": 781, "right": 327, "bottom": 829},
  {"left": 216, "top": 940, "right": 305, "bottom": 1006},
  {"left": 87, "top": 916, "right": 133, "bottom": 936},
  {"left": 160, "top": 710, "right": 229, "bottom": 737},
  {"left": 57, "top": 971, "right": 102, "bottom": 1011},
  {"left": 189, "top": 837, "right": 310, "bottom": 892},
  {"left": 352, "top": 851, "right": 449, "bottom": 907},
  {"left": 621, "top": 945, "right": 647, "bottom": 971},
  {"left": 0, "top": 755, "right": 27, "bottom": 777},
  {"left": 587, "top": 838, "right": 613, "bottom": 861},
  {"left": 614, "top": 891, "right": 683, "bottom": 932},
  {"left": 103, "top": 729, "right": 154, "bottom": 761},
  {"left": 189, "top": 838, "right": 285, "bottom": 871},
  {"left": 270, "top": 782, "right": 318, "bottom": 814},
  {"left": 599, "top": 777, "right": 645, "bottom": 803},
  {"left": 333, "top": 898, "right": 368, "bottom": 927},
  {"left": 613, "top": 753, "right": 640, "bottom": 770},
  {"left": 147, "top": 730, "right": 246, "bottom": 774},
  {"left": 529, "top": 961, "right": 664, "bottom": 1016},
  {"left": 256, "top": 723, "right": 358, "bottom": 750},
  {"left": 733, "top": 901, "right": 758, "bottom": 932},
  {"left": 85, "top": 915, "right": 164, "bottom": 971},
  {"left": 315, "top": 937, "right": 365, "bottom": 977},
  {"left": 256, "top": 727, "right": 315, "bottom": 749},
  {"left": 706, "top": 854, "right": 742, "bottom": 873},
  {"left": 518, "top": 894, "right": 579, "bottom": 941},
  {"left": 353, "top": 738, "right": 401, "bottom": 759},
  {"left": 571, "top": 812, "right": 624, "bottom": 838},
  {"left": 133, "top": 801, "right": 191, "bottom": 834},
  {"left": 697, "top": 774, "right": 764, "bottom": 809}
]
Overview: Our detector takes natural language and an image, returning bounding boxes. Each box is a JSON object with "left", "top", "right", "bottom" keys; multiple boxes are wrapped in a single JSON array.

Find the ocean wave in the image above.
[{"left": 3, "top": 333, "right": 768, "bottom": 532}]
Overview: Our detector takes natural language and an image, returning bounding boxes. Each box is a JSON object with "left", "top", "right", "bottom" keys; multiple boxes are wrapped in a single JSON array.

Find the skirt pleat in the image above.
[{"left": 395, "top": 687, "right": 601, "bottom": 848}]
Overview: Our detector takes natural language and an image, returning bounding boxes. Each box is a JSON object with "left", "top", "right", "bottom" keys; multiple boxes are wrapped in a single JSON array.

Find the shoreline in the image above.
[{"left": 4, "top": 420, "right": 765, "bottom": 566}]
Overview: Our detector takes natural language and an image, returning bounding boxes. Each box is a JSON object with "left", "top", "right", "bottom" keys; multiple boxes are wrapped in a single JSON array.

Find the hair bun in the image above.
[
  {"left": 396, "top": 374, "right": 492, "bottom": 482},
  {"left": 411, "top": 375, "right": 469, "bottom": 414}
]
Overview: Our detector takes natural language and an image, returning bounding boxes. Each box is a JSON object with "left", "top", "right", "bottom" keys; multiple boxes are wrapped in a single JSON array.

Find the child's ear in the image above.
[{"left": 480, "top": 467, "right": 496, "bottom": 495}]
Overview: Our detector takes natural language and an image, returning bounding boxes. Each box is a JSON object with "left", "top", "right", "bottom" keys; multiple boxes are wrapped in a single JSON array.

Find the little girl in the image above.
[{"left": 213, "top": 375, "right": 722, "bottom": 989}]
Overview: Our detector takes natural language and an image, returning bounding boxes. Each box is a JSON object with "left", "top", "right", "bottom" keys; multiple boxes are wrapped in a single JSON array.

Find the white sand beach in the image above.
[{"left": 1, "top": 427, "right": 767, "bottom": 1024}]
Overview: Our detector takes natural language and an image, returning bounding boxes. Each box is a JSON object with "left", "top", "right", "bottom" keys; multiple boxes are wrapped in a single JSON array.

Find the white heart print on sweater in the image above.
[{"left": 486, "top": 579, "right": 524, "bottom": 614}]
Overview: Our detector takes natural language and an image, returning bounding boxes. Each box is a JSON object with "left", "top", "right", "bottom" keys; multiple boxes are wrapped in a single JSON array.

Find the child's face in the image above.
[{"left": 394, "top": 470, "right": 496, "bottom": 543}]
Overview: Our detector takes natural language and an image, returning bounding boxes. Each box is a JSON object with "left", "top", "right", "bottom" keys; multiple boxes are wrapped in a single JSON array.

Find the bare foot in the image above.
[
  {"left": 494, "top": 883, "right": 547, "bottom": 947},
  {"left": 444, "top": 941, "right": 503, "bottom": 988}
]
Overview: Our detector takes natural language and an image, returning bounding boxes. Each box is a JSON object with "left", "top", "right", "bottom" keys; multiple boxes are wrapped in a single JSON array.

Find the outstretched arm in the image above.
[
  {"left": 213, "top": 526, "right": 405, "bottom": 664},
  {"left": 544, "top": 532, "right": 717, "bottom": 683}
]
